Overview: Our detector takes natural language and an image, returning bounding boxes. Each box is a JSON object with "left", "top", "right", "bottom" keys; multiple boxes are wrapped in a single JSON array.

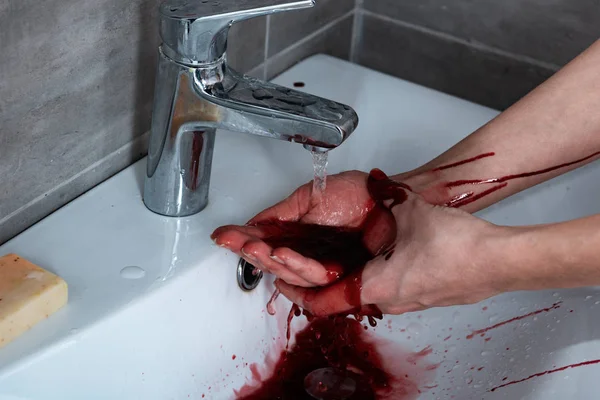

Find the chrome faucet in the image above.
[{"left": 143, "top": 0, "right": 359, "bottom": 217}]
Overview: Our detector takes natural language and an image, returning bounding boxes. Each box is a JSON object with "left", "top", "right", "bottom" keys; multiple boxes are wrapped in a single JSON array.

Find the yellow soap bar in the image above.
[{"left": 0, "top": 254, "right": 68, "bottom": 348}]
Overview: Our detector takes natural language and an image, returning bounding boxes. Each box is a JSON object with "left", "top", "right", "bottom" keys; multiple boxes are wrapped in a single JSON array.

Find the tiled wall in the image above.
[
  {"left": 0, "top": 0, "right": 355, "bottom": 244},
  {"left": 355, "top": 0, "right": 600, "bottom": 110}
]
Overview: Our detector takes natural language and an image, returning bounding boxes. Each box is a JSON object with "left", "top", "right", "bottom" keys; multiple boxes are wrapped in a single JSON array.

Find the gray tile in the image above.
[
  {"left": 356, "top": 14, "right": 557, "bottom": 110},
  {"left": 0, "top": 0, "right": 161, "bottom": 243},
  {"left": 268, "top": 0, "right": 354, "bottom": 57},
  {"left": 362, "top": 0, "right": 600, "bottom": 66},
  {"left": 228, "top": 17, "right": 267, "bottom": 73},
  {"left": 0, "top": 134, "right": 149, "bottom": 245},
  {"left": 267, "top": 15, "right": 354, "bottom": 79}
]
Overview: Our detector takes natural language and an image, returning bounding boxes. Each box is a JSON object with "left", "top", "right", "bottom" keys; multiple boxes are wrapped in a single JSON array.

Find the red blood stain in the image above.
[
  {"left": 232, "top": 355, "right": 237, "bottom": 360},
  {"left": 490, "top": 359, "right": 600, "bottom": 392},
  {"left": 466, "top": 302, "right": 561, "bottom": 339},
  {"left": 432, "top": 152, "right": 495, "bottom": 171},
  {"left": 433, "top": 151, "right": 600, "bottom": 208},
  {"left": 235, "top": 314, "right": 437, "bottom": 399}
]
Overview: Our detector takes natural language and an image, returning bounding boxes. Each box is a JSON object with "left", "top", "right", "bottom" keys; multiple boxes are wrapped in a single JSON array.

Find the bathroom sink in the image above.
[{"left": 2, "top": 54, "right": 600, "bottom": 399}]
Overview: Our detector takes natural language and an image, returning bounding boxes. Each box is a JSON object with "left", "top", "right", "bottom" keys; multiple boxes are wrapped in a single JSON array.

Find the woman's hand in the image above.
[
  {"left": 275, "top": 187, "right": 510, "bottom": 316},
  {"left": 211, "top": 170, "right": 396, "bottom": 287}
]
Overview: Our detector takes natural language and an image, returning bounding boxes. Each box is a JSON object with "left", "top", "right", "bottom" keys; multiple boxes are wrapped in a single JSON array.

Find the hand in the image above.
[
  {"left": 276, "top": 186, "right": 508, "bottom": 316},
  {"left": 211, "top": 170, "right": 396, "bottom": 287}
]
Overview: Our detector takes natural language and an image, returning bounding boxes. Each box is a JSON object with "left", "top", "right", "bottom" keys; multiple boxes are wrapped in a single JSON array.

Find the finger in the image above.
[
  {"left": 242, "top": 240, "right": 313, "bottom": 287},
  {"left": 248, "top": 184, "right": 312, "bottom": 224},
  {"left": 271, "top": 247, "right": 337, "bottom": 286},
  {"left": 211, "top": 225, "right": 267, "bottom": 243},
  {"left": 276, "top": 276, "right": 361, "bottom": 317}
]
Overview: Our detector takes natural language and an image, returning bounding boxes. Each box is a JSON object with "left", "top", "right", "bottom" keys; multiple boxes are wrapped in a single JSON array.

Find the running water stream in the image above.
[
  {"left": 265, "top": 151, "right": 329, "bottom": 316},
  {"left": 311, "top": 150, "right": 329, "bottom": 198}
]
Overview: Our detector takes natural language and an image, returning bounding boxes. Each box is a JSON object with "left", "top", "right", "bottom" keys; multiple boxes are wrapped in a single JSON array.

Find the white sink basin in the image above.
[{"left": 2, "top": 55, "right": 600, "bottom": 399}]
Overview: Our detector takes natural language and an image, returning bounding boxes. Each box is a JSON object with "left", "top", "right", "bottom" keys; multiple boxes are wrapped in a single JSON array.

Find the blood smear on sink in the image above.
[{"left": 234, "top": 311, "right": 438, "bottom": 399}]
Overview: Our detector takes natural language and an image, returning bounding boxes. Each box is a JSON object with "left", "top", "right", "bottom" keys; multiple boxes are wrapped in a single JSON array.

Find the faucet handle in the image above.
[{"left": 160, "top": 0, "right": 315, "bottom": 66}]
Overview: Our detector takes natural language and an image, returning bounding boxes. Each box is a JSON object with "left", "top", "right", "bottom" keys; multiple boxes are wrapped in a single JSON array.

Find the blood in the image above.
[
  {"left": 293, "top": 82, "right": 305, "bottom": 87},
  {"left": 466, "top": 302, "right": 561, "bottom": 339},
  {"left": 432, "top": 150, "right": 600, "bottom": 208},
  {"left": 287, "top": 134, "right": 336, "bottom": 149},
  {"left": 490, "top": 359, "right": 600, "bottom": 392},
  {"left": 188, "top": 131, "right": 204, "bottom": 190},
  {"left": 433, "top": 152, "right": 495, "bottom": 171},
  {"left": 235, "top": 315, "right": 435, "bottom": 399},
  {"left": 252, "top": 220, "right": 374, "bottom": 286},
  {"left": 235, "top": 170, "right": 435, "bottom": 398},
  {"left": 267, "top": 289, "right": 281, "bottom": 316}
]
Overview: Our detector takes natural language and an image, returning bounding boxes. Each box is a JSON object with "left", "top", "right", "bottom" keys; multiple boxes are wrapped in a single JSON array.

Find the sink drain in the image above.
[{"left": 237, "top": 258, "right": 263, "bottom": 291}]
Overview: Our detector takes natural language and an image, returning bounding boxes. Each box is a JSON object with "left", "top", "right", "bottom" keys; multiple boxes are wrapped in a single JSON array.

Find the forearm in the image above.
[
  {"left": 396, "top": 39, "right": 600, "bottom": 212},
  {"left": 491, "top": 213, "right": 600, "bottom": 292}
]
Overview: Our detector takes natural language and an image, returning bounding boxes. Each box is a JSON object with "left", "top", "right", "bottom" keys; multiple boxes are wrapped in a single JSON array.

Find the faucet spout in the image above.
[
  {"left": 143, "top": 0, "right": 359, "bottom": 217},
  {"left": 204, "top": 67, "right": 358, "bottom": 150}
]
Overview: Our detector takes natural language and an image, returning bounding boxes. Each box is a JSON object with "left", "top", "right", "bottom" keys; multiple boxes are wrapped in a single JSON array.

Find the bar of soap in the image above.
[{"left": 0, "top": 254, "right": 68, "bottom": 348}]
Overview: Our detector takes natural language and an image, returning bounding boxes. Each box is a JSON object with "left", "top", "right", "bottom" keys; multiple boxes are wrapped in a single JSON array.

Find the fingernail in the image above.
[
  {"left": 241, "top": 248, "right": 257, "bottom": 261},
  {"left": 270, "top": 254, "right": 285, "bottom": 264}
]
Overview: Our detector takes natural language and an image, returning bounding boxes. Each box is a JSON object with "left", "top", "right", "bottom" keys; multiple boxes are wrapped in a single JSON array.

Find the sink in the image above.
[{"left": 2, "top": 54, "right": 600, "bottom": 399}]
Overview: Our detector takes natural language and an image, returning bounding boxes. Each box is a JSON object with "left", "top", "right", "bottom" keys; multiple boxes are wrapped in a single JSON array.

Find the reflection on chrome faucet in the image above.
[{"left": 143, "top": 0, "right": 359, "bottom": 217}]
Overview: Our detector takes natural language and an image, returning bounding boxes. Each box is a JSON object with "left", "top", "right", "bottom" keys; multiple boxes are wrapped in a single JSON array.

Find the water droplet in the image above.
[
  {"left": 594, "top": 301, "right": 600, "bottom": 305},
  {"left": 481, "top": 351, "right": 491, "bottom": 356},
  {"left": 509, "top": 358, "right": 515, "bottom": 362},
  {"left": 120, "top": 266, "right": 146, "bottom": 279},
  {"left": 585, "top": 295, "right": 593, "bottom": 301},
  {"left": 452, "top": 311, "right": 460, "bottom": 321},
  {"left": 519, "top": 306, "right": 528, "bottom": 312},
  {"left": 553, "top": 292, "right": 560, "bottom": 297},
  {"left": 447, "top": 345, "right": 457, "bottom": 352}
]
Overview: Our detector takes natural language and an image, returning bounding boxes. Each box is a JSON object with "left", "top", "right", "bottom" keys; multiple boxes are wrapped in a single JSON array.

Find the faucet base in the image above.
[{"left": 143, "top": 127, "right": 216, "bottom": 217}]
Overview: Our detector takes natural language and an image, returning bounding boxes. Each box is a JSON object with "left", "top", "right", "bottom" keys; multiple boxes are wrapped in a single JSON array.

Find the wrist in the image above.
[{"left": 481, "top": 224, "right": 556, "bottom": 293}]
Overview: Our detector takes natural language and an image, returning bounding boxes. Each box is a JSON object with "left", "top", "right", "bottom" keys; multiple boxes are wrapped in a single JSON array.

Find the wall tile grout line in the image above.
[
  {"left": 265, "top": 9, "right": 355, "bottom": 70},
  {"left": 362, "top": 9, "right": 562, "bottom": 72},
  {"left": 263, "top": 15, "right": 271, "bottom": 80},
  {"left": 349, "top": 8, "right": 363, "bottom": 63}
]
